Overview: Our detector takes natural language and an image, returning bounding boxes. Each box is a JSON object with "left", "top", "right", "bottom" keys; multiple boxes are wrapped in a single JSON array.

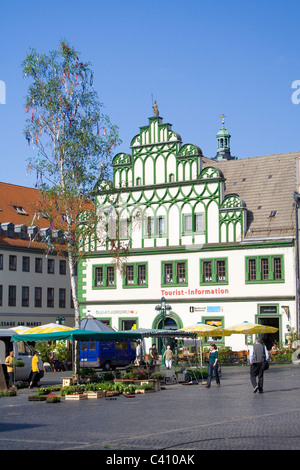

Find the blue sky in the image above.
[{"left": 0, "top": 0, "right": 299, "bottom": 188}]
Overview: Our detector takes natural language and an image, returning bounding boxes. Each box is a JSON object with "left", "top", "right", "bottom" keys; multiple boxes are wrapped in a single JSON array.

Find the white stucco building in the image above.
[
  {"left": 79, "top": 113, "right": 300, "bottom": 352},
  {"left": 0, "top": 183, "right": 76, "bottom": 328}
]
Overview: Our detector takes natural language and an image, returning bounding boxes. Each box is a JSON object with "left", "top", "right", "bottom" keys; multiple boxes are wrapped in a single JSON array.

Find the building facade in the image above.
[
  {"left": 0, "top": 183, "right": 76, "bottom": 328},
  {"left": 79, "top": 114, "right": 300, "bottom": 351}
]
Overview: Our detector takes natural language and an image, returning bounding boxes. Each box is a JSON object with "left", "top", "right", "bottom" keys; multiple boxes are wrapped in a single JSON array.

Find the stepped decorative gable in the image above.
[{"left": 112, "top": 115, "right": 202, "bottom": 188}]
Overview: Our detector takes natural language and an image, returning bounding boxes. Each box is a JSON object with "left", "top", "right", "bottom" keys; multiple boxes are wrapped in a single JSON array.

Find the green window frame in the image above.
[
  {"left": 182, "top": 212, "right": 205, "bottom": 235},
  {"left": 123, "top": 262, "right": 148, "bottom": 288},
  {"left": 93, "top": 264, "right": 116, "bottom": 289},
  {"left": 200, "top": 258, "right": 228, "bottom": 285},
  {"left": 161, "top": 260, "right": 188, "bottom": 286},
  {"left": 144, "top": 215, "right": 166, "bottom": 238},
  {"left": 202, "top": 317, "right": 226, "bottom": 346},
  {"left": 245, "top": 255, "right": 284, "bottom": 283},
  {"left": 119, "top": 217, "right": 131, "bottom": 240}
]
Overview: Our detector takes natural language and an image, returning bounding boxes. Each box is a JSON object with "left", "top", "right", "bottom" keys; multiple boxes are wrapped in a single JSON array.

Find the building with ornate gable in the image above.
[{"left": 79, "top": 112, "right": 300, "bottom": 351}]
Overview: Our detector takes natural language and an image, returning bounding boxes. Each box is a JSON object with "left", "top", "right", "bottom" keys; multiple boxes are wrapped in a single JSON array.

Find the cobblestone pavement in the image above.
[{"left": 0, "top": 364, "right": 300, "bottom": 451}]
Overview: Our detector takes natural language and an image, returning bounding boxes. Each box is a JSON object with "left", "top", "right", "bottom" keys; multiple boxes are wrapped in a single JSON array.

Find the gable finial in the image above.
[{"left": 219, "top": 113, "right": 226, "bottom": 126}]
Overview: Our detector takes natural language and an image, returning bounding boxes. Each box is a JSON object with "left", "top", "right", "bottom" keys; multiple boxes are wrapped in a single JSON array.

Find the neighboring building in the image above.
[
  {"left": 79, "top": 113, "right": 300, "bottom": 351},
  {"left": 0, "top": 183, "right": 76, "bottom": 328}
]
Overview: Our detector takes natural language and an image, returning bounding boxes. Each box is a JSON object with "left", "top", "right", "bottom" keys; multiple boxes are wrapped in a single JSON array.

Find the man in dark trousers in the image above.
[{"left": 250, "top": 338, "right": 269, "bottom": 393}]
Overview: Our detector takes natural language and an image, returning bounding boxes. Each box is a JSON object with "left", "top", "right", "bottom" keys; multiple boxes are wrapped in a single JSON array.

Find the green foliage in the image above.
[
  {"left": 150, "top": 372, "right": 164, "bottom": 380},
  {"left": 35, "top": 341, "right": 55, "bottom": 363},
  {"left": 186, "top": 367, "right": 208, "bottom": 379},
  {"left": 14, "top": 360, "right": 25, "bottom": 367},
  {"left": 23, "top": 40, "right": 120, "bottom": 197},
  {"left": 35, "top": 341, "right": 71, "bottom": 367},
  {"left": 123, "top": 368, "right": 149, "bottom": 380}
]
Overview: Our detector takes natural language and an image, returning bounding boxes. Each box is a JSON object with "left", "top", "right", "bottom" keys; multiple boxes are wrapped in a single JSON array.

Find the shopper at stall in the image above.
[{"left": 5, "top": 350, "right": 14, "bottom": 388}]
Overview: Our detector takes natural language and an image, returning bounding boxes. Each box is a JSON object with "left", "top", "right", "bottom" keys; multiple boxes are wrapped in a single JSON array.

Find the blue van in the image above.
[{"left": 80, "top": 339, "right": 138, "bottom": 370}]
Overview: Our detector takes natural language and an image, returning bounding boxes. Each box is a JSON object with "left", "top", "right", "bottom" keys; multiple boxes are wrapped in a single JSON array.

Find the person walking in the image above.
[
  {"left": 163, "top": 345, "right": 173, "bottom": 369},
  {"left": 206, "top": 343, "right": 220, "bottom": 388},
  {"left": 150, "top": 344, "right": 159, "bottom": 365},
  {"left": 29, "top": 350, "right": 41, "bottom": 389},
  {"left": 135, "top": 340, "right": 143, "bottom": 365},
  {"left": 250, "top": 337, "right": 269, "bottom": 393},
  {"left": 5, "top": 350, "right": 14, "bottom": 388}
]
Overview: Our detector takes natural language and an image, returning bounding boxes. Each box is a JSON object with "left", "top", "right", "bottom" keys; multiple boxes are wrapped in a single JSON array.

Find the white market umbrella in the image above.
[{"left": 9, "top": 326, "right": 31, "bottom": 333}]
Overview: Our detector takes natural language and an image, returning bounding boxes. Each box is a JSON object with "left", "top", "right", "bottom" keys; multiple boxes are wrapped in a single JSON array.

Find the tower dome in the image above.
[{"left": 214, "top": 118, "right": 237, "bottom": 160}]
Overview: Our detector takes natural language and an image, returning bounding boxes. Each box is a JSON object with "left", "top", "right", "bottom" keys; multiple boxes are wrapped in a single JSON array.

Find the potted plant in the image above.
[
  {"left": 14, "top": 360, "right": 25, "bottom": 368},
  {"left": 46, "top": 393, "right": 61, "bottom": 403}
]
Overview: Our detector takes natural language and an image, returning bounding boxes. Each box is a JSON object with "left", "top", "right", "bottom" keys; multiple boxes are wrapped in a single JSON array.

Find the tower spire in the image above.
[{"left": 213, "top": 115, "right": 237, "bottom": 161}]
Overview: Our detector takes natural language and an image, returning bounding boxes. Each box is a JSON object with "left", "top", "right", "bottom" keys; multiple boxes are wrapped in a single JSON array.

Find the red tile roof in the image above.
[{"left": 0, "top": 182, "right": 51, "bottom": 249}]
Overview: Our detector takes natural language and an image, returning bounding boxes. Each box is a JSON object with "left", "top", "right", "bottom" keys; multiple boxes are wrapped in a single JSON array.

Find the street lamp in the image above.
[
  {"left": 155, "top": 297, "right": 171, "bottom": 365},
  {"left": 56, "top": 316, "right": 65, "bottom": 325}
]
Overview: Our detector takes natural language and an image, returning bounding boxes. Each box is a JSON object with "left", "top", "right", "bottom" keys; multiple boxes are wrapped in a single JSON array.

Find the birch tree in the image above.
[{"left": 23, "top": 40, "right": 120, "bottom": 329}]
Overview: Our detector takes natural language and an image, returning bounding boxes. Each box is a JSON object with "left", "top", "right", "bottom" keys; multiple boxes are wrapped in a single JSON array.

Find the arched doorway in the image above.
[{"left": 152, "top": 311, "right": 183, "bottom": 354}]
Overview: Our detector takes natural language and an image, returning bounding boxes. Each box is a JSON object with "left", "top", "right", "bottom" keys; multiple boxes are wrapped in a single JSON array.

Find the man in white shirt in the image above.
[{"left": 249, "top": 338, "right": 269, "bottom": 394}]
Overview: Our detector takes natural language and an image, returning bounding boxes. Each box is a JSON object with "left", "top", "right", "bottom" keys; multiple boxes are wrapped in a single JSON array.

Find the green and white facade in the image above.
[{"left": 78, "top": 115, "right": 300, "bottom": 351}]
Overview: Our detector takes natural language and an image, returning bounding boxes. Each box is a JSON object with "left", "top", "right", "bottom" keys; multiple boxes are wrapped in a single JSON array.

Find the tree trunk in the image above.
[{"left": 67, "top": 243, "right": 80, "bottom": 375}]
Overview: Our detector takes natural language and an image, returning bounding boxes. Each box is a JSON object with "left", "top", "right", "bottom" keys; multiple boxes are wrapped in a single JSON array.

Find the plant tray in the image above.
[
  {"left": 123, "top": 393, "right": 136, "bottom": 398},
  {"left": 87, "top": 391, "right": 104, "bottom": 398},
  {"left": 65, "top": 393, "right": 88, "bottom": 401},
  {"left": 28, "top": 396, "right": 46, "bottom": 401},
  {"left": 135, "top": 389, "right": 154, "bottom": 394},
  {"left": 105, "top": 391, "right": 119, "bottom": 397}
]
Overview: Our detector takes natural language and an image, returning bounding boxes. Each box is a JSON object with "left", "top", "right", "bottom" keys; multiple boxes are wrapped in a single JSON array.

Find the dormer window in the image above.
[
  {"left": 1, "top": 222, "right": 14, "bottom": 238},
  {"left": 13, "top": 205, "right": 28, "bottom": 215}
]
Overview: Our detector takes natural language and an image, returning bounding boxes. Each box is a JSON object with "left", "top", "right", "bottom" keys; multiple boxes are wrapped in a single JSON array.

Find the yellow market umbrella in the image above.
[
  {"left": 179, "top": 322, "right": 231, "bottom": 337},
  {"left": 19, "top": 323, "right": 75, "bottom": 334},
  {"left": 226, "top": 321, "right": 278, "bottom": 335},
  {"left": 179, "top": 323, "right": 231, "bottom": 368}
]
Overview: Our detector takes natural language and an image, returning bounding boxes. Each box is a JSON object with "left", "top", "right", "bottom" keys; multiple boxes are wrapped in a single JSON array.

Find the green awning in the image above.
[
  {"left": 11, "top": 328, "right": 196, "bottom": 342},
  {"left": 11, "top": 329, "right": 143, "bottom": 342}
]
